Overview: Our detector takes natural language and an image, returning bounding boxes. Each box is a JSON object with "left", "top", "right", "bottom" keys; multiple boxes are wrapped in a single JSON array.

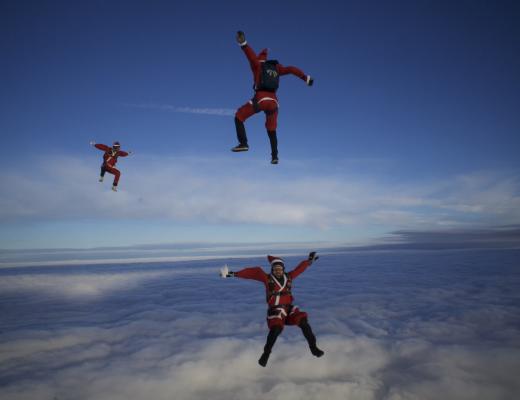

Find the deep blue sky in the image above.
[{"left": 1, "top": 0, "right": 519, "bottom": 249}]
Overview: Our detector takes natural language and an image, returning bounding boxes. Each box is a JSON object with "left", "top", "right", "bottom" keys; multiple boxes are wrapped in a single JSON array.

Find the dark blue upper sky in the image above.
[
  {"left": 2, "top": 0, "right": 519, "bottom": 171},
  {"left": 1, "top": 0, "right": 519, "bottom": 248}
]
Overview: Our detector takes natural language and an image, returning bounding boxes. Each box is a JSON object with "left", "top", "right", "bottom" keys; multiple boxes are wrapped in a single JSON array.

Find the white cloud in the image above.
[
  {"left": 1, "top": 155, "right": 519, "bottom": 232},
  {"left": 0, "top": 266, "right": 217, "bottom": 297},
  {"left": 1, "top": 251, "right": 520, "bottom": 399}
]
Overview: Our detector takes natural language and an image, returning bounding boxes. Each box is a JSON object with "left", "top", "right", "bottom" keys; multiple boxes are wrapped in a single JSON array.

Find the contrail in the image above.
[{"left": 124, "top": 103, "right": 235, "bottom": 116}]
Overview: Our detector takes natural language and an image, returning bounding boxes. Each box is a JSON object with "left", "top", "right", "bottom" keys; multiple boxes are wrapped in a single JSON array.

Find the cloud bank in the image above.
[
  {"left": 1, "top": 155, "right": 520, "bottom": 233},
  {"left": 1, "top": 250, "right": 519, "bottom": 399}
]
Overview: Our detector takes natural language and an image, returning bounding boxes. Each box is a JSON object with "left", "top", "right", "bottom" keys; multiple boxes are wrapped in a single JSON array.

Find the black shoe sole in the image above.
[
  {"left": 258, "top": 353, "right": 269, "bottom": 367},
  {"left": 231, "top": 147, "right": 249, "bottom": 152},
  {"left": 311, "top": 349, "right": 324, "bottom": 357}
]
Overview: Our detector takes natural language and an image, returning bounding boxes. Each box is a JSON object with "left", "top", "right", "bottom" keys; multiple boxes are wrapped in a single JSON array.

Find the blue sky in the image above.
[{"left": 1, "top": 0, "right": 519, "bottom": 249}]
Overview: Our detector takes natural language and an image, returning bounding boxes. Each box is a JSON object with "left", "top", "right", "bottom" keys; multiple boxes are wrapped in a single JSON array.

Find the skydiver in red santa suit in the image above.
[
  {"left": 231, "top": 31, "right": 314, "bottom": 165},
  {"left": 220, "top": 252, "right": 324, "bottom": 367},
  {"left": 90, "top": 141, "right": 132, "bottom": 192}
]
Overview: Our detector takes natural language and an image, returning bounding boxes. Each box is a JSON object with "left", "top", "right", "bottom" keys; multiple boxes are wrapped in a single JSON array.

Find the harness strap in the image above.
[{"left": 267, "top": 304, "right": 298, "bottom": 319}]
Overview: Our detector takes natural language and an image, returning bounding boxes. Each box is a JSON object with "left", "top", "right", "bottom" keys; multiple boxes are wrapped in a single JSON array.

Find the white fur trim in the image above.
[
  {"left": 269, "top": 257, "right": 284, "bottom": 266},
  {"left": 258, "top": 97, "right": 279, "bottom": 107},
  {"left": 306, "top": 75, "right": 311, "bottom": 84},
  {"left": 239, "top": 40, "right": 247, "bottom": 46}
]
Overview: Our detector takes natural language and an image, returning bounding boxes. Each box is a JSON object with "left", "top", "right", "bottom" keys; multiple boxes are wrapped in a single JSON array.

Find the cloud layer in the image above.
[
  {"left": 1, "top": 250, "right": 519, "bottom": 399},
  {"left": 1, "top": 155, "right": 520, "bottom": 233}
]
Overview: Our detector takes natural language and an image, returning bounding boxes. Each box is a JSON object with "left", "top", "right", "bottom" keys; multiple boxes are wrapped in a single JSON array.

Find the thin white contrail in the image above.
[{"left": 125, "top": 103, "right": 235, "bottom": 116}]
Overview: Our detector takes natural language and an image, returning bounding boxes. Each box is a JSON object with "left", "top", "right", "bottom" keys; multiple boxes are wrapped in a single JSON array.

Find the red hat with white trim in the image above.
[
  {"left": 113, "top": 141, "right": 121, "bottom": 148},
  {"left": 267, "top": 255, "right": 285, "bottom": 271}
]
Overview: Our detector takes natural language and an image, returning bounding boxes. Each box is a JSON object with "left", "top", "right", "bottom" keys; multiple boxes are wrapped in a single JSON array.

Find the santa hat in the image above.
[
  {"left": 113, "top": 141, "right": 121, "bottom": 147},
  {"left": 258, "top": 48, "right": 268, "bottom": 62},
  {"left": 267, "top": 255, "right": 285, "bottom": 270}
]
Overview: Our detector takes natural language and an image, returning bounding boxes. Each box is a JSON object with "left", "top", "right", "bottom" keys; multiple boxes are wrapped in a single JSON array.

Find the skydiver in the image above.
[
  {"left": 232, "top": 31, "right": 314, "bottom": 165},
  {"left": 90, "top": 141, "right": 132, "bottom": 191},
  {"left": 220, "top": 252, "right": 324, "bottom": 367}
]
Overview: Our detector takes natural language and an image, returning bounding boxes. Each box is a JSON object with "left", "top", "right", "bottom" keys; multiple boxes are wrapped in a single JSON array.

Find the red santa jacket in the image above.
[
  {"left": 240, "top": 43, "right": 310, "bottom": 102},
  {"left": 235, "top": 259, "right": 311, "bottom": 307},
  {"left": 94, "top": 144, "right": 129, "bottom": 167}
]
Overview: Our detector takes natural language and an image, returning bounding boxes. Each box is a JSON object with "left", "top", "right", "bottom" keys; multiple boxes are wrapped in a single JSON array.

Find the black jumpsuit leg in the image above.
[
  {"left": 299, "top": 318, "right": 324, "bottom": 357},
  {"left": 267, "top": 130, "right": 278, "bottom": 160},
  {"left": 258, "top": 326, "right": 283, "bottom": 367},
  {"left": 234, "top": 117, "right": 248, "bottom": 146}
]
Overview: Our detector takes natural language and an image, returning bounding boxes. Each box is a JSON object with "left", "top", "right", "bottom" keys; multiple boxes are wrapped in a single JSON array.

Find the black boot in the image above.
[
  {"left": 232, "top": 117, "right": 249, "bottom": 151},
  {"left": 267, "top": 130, "right": 278, "bottom": 164},
  {"left": 299, "top": 318, "right": 324, "bottom": 357},
  {"left": 258, "top": 326, "right": 283, "bottom": 367},
  {"left": 258, "top": 351, "right": 270, "bottom": 367}
]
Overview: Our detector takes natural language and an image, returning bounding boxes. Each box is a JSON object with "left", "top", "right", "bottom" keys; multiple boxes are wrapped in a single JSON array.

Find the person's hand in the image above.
[
  {"left": 220, "top": 264, "right": 235, "bottom": 278},
  {"left": 128, "top": 150, "right": 134, "bottom": 155},
  {"left": 236, "top": 30, "right": 246, "bottom": 45},
  {"left": 307, "top": 76, "right": 314, "bottom": 86},
  {"left": 90, "top": 140, "right": 96, "bottom": 146},
  {"left": 308, "top": 251, "right": 319, "bottom": 264}
]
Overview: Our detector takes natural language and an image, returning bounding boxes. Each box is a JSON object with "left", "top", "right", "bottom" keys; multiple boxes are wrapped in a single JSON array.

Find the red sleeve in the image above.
[
  {"left": 118, "top": 151, "right": 129, "bottom": 157},
  {"left": 277, "top": 64, "right": 307, "bottom": 81},
  {"left": 234, "top": 267, "right": 268, "bottom": 283},
  {"left": 288, "top": 260, "right": 311, "bottom": 279},
  {"left": 94, "top": 144, "right": 110, "bottom": 151},
  {"left": 241, "top": 43, "right": 259, "bottom": 70}
]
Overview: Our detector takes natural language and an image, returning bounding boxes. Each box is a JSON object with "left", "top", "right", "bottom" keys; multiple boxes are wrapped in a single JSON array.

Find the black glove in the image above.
[
  {"left": 236, "top": 31, "right": 246, "bottom": 45},
  {"left": 307, "top": 76, "right": 314, "bottom": 86},
  {"left": 308, "top": 251, "right": 319, "bottom": 263}
]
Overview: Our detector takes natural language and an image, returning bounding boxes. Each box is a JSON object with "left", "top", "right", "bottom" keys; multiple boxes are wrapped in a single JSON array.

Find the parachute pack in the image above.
[{"left": 257, "top": 60, "right": 279, "bottom": 92}]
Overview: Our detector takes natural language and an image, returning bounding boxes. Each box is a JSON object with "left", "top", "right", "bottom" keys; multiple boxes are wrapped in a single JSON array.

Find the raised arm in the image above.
[
  {"left": 288, "top": 252, "right": 319, "bottom": 279},
  {"left": 236, "top": 31, "right": 259, "bottom": 70}
]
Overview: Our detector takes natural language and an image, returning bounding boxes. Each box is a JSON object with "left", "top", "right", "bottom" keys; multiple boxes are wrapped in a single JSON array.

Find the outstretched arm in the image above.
[
  {"left": 278, "top": 64, "right": 314, "bottom": 86},
  {"left": 118, "top": 151, "right": 130, "bottom": 157},
  {"left": 220, "top": 265, "right": 268, "bottom": 283},
  {"left": 93, "top": 143, "right": 110, "bottom": 151}
]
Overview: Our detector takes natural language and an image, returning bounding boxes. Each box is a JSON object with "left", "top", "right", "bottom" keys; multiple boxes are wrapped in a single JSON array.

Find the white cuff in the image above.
[
  {"left": 306, "top": 75, "right": 311, "bottom": 84},
  {"left": 239, "top": 40, "right": 247, "bottom": 47}
]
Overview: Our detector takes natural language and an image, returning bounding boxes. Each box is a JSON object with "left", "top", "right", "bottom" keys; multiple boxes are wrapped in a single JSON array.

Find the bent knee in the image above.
[{"left": 271, "top": 325, "right": 283, "bottom": 334}]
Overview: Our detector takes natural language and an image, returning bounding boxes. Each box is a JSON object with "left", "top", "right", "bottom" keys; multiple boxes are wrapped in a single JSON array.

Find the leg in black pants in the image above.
[
  {"left": 99, "top": 165, "right": 107, "bottom": 182},
  {"left": 234, "top": 117, "right": 248, "bottom": 147},
  {"left": 267, "top": 130, "right": 278, "bottom": 164},
  {"left": 299, "top": 318, "right": 324, "bottom": 357},
  {"left": 258, "top": 326, "right": 283, "bottom": 367}
]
